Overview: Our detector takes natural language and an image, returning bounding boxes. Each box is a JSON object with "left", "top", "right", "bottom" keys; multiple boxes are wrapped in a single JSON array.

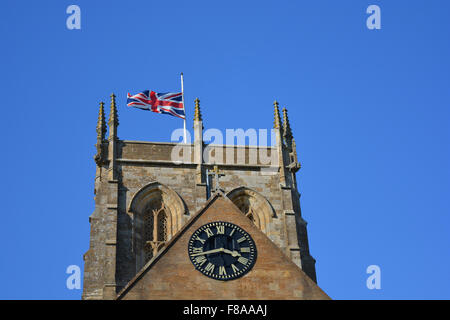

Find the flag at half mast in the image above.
[{"left": 127, "top": 90, "right": 185, "bottom": 119}]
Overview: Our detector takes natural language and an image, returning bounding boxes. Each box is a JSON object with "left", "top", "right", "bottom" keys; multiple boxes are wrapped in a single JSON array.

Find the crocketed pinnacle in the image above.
[
  {"left": 194, "top": 98, "right": 202, "bottom": 122},
  {"left": 273, "top": 100, "right": 282, "bottom": 129},
  {"left": 109, "top": 93, "right": 119, "bottom": 127},
  {"left": 282, "top": 107, "right": 293, "bottom": 140},
  {"left": 96, "top": 101, "right": 107, "bottom": 141}
]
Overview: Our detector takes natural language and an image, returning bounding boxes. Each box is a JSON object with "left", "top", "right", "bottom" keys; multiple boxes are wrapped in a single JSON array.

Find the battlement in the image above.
[{"left": 106, "top": 140, "right": 278, "bottom": 168}]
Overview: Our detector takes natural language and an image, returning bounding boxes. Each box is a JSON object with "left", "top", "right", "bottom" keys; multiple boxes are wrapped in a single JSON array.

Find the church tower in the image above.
[{"left": 82, "top": 95, "right": 327, "bottom": 300}]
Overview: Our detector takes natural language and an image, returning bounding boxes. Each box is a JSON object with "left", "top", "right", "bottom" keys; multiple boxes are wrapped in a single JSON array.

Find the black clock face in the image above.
[{"left": 188, "top": 221, "right": 257, "bottom": 281}]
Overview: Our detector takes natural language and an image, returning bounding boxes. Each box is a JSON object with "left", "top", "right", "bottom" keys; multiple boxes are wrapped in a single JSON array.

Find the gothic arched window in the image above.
[
  {"left": 129, "top": 182, "right": 187, "bottom": 273},
  {"left": 227, "top": 187, "right": 275, "bottom": 234},
  {"left": 143, "top": 209, "right": 155, "bottom": 262},
  {"left": 143, "top": 204, "right": 167, "bottom": 264}
]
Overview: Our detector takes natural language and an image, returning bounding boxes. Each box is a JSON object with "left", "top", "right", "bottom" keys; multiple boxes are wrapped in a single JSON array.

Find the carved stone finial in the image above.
[
  {"left": 194, "top": 98, "right": 202, "bottom": 122},
  {"left": 94, "top": 101, "right": 107, "bottom": 165},
  {"left": 282, "top": 107, "right": 293, "bottom": 142},
  {"left": 109, "top": 93, "right": 119, "bottom": 127},
  {"left": 273, "top": 100, "right": 282, "bottom": 129},
  {"left": 96, "top": 101, "right": 106, "bottom": 141},
  {"left": 207, "top": 165, "right": 225, "bottom": 193}
]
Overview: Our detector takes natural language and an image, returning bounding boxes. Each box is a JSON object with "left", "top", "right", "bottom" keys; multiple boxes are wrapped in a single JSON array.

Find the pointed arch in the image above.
[
  {"left": 129, "top": 182, "right": 186, "bottom": 233},
  {"left": 226, "top": 187, "right": 276, "bottom": 234},
  {"left": 128, "top": 182, "right": 186, "bottom": 271}
]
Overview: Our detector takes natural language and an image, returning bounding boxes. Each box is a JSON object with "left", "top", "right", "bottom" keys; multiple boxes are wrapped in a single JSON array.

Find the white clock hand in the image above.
[
  {"left": 191, "top": 247, "right": 224, "bottom": 257},
  {"left": 222, "top": 249, "right": 241, "bottom": 257}
]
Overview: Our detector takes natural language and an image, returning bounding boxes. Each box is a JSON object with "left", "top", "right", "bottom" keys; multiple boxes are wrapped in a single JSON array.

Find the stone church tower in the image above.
[{"left": 82, "top": 94, "right": 328, "bottom": 300}]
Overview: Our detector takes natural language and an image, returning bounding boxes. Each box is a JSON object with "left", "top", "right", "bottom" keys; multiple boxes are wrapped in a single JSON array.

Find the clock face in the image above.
[{"left": 188, "top": 221, "right": 257, "bottom": 281}]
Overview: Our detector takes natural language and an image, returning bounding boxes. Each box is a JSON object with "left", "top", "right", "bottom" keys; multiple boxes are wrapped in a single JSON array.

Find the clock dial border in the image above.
[{"left": 187, "top": 221, "right": 257, "bottom": 281}]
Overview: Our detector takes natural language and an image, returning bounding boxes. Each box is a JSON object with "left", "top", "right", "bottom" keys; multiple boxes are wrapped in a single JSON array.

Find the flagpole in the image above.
[{"left": 181, "top": 72, "right": 187, "bottom": 144}]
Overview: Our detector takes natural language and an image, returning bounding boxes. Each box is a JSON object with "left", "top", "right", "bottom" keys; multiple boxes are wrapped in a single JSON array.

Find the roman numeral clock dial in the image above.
[{"left": 188, "top": 222, "right": 257, "bottom": 281}]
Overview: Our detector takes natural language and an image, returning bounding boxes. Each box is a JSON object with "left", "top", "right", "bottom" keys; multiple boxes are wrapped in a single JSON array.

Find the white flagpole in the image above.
[{"left": 181, "top": 72, "right": 187, "bottom": 144}]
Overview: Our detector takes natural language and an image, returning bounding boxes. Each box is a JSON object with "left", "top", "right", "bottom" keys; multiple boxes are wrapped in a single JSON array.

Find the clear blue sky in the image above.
[{"left": 0, "top": 0, "right": 449, "bottom": 300}]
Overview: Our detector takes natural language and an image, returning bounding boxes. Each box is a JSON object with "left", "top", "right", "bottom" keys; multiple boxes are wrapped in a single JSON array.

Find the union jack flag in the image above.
[{"left": 127, "top": 90, "right": 185, "bottom": 119}]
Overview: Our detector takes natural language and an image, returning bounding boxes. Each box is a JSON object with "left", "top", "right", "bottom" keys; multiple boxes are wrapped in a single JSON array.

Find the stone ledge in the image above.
[
  {"left": 204, "top": 143, "right": 276, "bottom": 150},
  {"left": 117, "top": 158, "right": 279, "bottom": 169},
  {"left": 121, "top": 140, "right": 191, "bottom": 146},
  {"left": 121, "top": 140, "right": 276, "bottom": 150},
  {"left": 117, "top": 158, "right": 196, "bottom": 166}
]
